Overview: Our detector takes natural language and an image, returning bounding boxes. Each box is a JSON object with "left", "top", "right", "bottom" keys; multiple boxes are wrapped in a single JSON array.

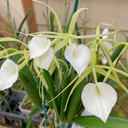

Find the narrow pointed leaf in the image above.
[
  {"left": 60, "top": 69, "right": 76, "bottom": 121},
  {"left": 68, "top": 8, "right": 86, "bottom": 34},
  {"left": 43, "top": 69, "right": 60, "bottom": 118},
  {"left": 66, "top": 78, "right": 87, "bottom": 122}
]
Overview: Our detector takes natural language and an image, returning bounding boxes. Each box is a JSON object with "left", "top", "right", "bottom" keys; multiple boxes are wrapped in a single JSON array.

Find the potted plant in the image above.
[{"left": 1, "top": 0, "right": 128, "bottom": 128}]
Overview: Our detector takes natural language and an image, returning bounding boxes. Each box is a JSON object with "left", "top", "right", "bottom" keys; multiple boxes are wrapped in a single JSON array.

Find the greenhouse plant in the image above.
[{"left": 0, "top": 0, "right": 128, "bottom": 128}]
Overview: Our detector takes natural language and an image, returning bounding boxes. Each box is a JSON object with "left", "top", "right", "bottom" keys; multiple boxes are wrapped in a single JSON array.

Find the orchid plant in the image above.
[{"left": 1, "top": 0, "right": 128, "bottom": 128}]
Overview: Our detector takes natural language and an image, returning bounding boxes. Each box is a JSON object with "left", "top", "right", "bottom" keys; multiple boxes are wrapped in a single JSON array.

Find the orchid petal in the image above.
[
  {"left": 101, "top": 57, "right": 108, "bottom": 65},
  {"left": 64, "top": 44, "right": 90, "bottom": 76},
  {"left": 81, "top": 82, "right": 117, "bottom": 123},
  {"left": 28, "top": 36, "right": 51, "bottom": 59},
  {"left": 71, "top": 123, "right": 84, "bottom": 128},
  {"left": 0, "top": 59, "right": 18, "bottom": 91},
  {"left": 102, "top": 28, "right": 109, "bottom": 39},
  {"left": 34, "top": 47, "right": 54, "bottom": 70},
  {"left": 81, "top": 109, "right": 92, "bottom": 116},
  {"left": 101, "top": 41, "right": 112, "bottom": 64}
]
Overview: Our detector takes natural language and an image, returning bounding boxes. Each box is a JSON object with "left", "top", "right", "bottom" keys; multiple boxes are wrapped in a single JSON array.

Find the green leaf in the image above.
[
  {"left": 17, "top": 12, "right": 29, "bottom": 36},
  {"left": 75, "top": 23, "right": 82, "bottom": 44},
  {"left": 60, "top": 69, "right": 76, "bottom": 121},
  {"left": 29, "top": 106, "right": 40, "bottom": 118},
  {"left": 64, "top": 67, "right": 91, "bottom": 115},
  {"left": 66, "top": 78, "right": 87, "bottom": 122},
  {"left": 43, "top": 69, "right": 60, "bottom": 118},
  {"left": 73, "top": 116, "right": 128, "bottom": 128},
  {"left": 66, "top": 13, "right": 73, "bottom": 33},
  {"left": 68, "top": 8, "right": 86, "bottom": 34},
  {"left": 0, "top": 93, "right": 11, "bottom": 112},
  {"left": 26, "top": 107, "right": 40, "bottom": 128},
  {"left": 50, "top": 12, "right": 54, "bottom": 32},
  {"left": 19, "top": 66, "right": 42, "bottom": 109}
]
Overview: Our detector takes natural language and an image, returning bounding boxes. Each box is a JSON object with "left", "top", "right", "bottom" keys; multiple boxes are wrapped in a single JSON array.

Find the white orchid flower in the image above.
[
  {"left": 28, "top": 36, "right": 54, "bottom": 70},
  {"left": 28, "top": 36, "right": 51, "bottom": 59},
  {"left": 98, "top": 28, "right": 112, "bottom": 64},
  {"left": 64, "top": 44, "right": 90, "bottom": 76},
  {"left": 0, "top": 59, "right": 18, "bottom": 91},
  {"left": 34, "top": 47, "right": 54, "bottom": 70},
  {"left": 81, "top": 82, "right": 117, "bottom": 123}
]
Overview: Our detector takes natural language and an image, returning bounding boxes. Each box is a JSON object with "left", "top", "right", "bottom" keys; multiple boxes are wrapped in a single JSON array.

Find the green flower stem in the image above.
[
  {"left": 32, "top": 0, "right": 62, "bottom": 33},
  {"left": 103, "top": 45, "right": 127, "bottom": 82},
  {"left": 97, "top": 44, "right": 126, "bottom": 82},
  {"left": 0, "top": 37, "right": 28, "bottom": 48},
  {"left": 90, "top": 47, "right": 96, "bottom": 66},
  {"left": 0, "top": 51, "right": 27, "bottom": 59},
  {"left": 57, "top": 59, "right": 69, "bottom": 72},
  {"left": 96, "top": 65, "right": 128, "bottom": 79},
  {"left": 47, "top": 75, "right": 79, "bottom": 104},
  {"left": 18, "top": 55, "right": 30, "bottom": 71},
  {"left": 92, "top": 67, "right": 97, "bottom": 84},
  {"left": 20, "top": 30, "right": 116, "bottom": 41}
]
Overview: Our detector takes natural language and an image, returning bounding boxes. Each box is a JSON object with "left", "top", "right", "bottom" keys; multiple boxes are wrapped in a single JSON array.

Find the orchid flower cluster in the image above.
[{"left": 0, "top": 3, "right": 128, "bottom": 127}]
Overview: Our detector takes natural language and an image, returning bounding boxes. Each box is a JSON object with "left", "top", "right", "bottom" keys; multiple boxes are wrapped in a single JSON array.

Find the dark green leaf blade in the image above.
[
  {"left": 66, "top": 78, "right": 87, "bottom": 122},
  {"left": 73, "top": 116, "right": 128, "bottom": 128},
  {"left": 43, "top": 69, "right": 60, "bottom": 118},
  {"left": 19, "top": 66, "right": 42, "bottom": 109}
]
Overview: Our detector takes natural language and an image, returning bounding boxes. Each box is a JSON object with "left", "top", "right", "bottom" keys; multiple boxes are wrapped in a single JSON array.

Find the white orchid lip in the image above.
[
  {"left": 0, "top": 59, "right": 18, "bottom": 91},
  {"left": 34, "top": 47, "right": 54, "bottom": 70},
  {"left": 64, "top": 44, "right": 90, "bottom": 76},
  {"left": 102, "top": 28, "right": 109, "bottom": 39},
  {"left": 28, "top": 36, "right": 51, "bottom": 59},
  {"left": 97, "top": 28, "right": 113, "bottom": 65},
  {"left": 81, "top": 82, "right": 117, "bottom": 123}
]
